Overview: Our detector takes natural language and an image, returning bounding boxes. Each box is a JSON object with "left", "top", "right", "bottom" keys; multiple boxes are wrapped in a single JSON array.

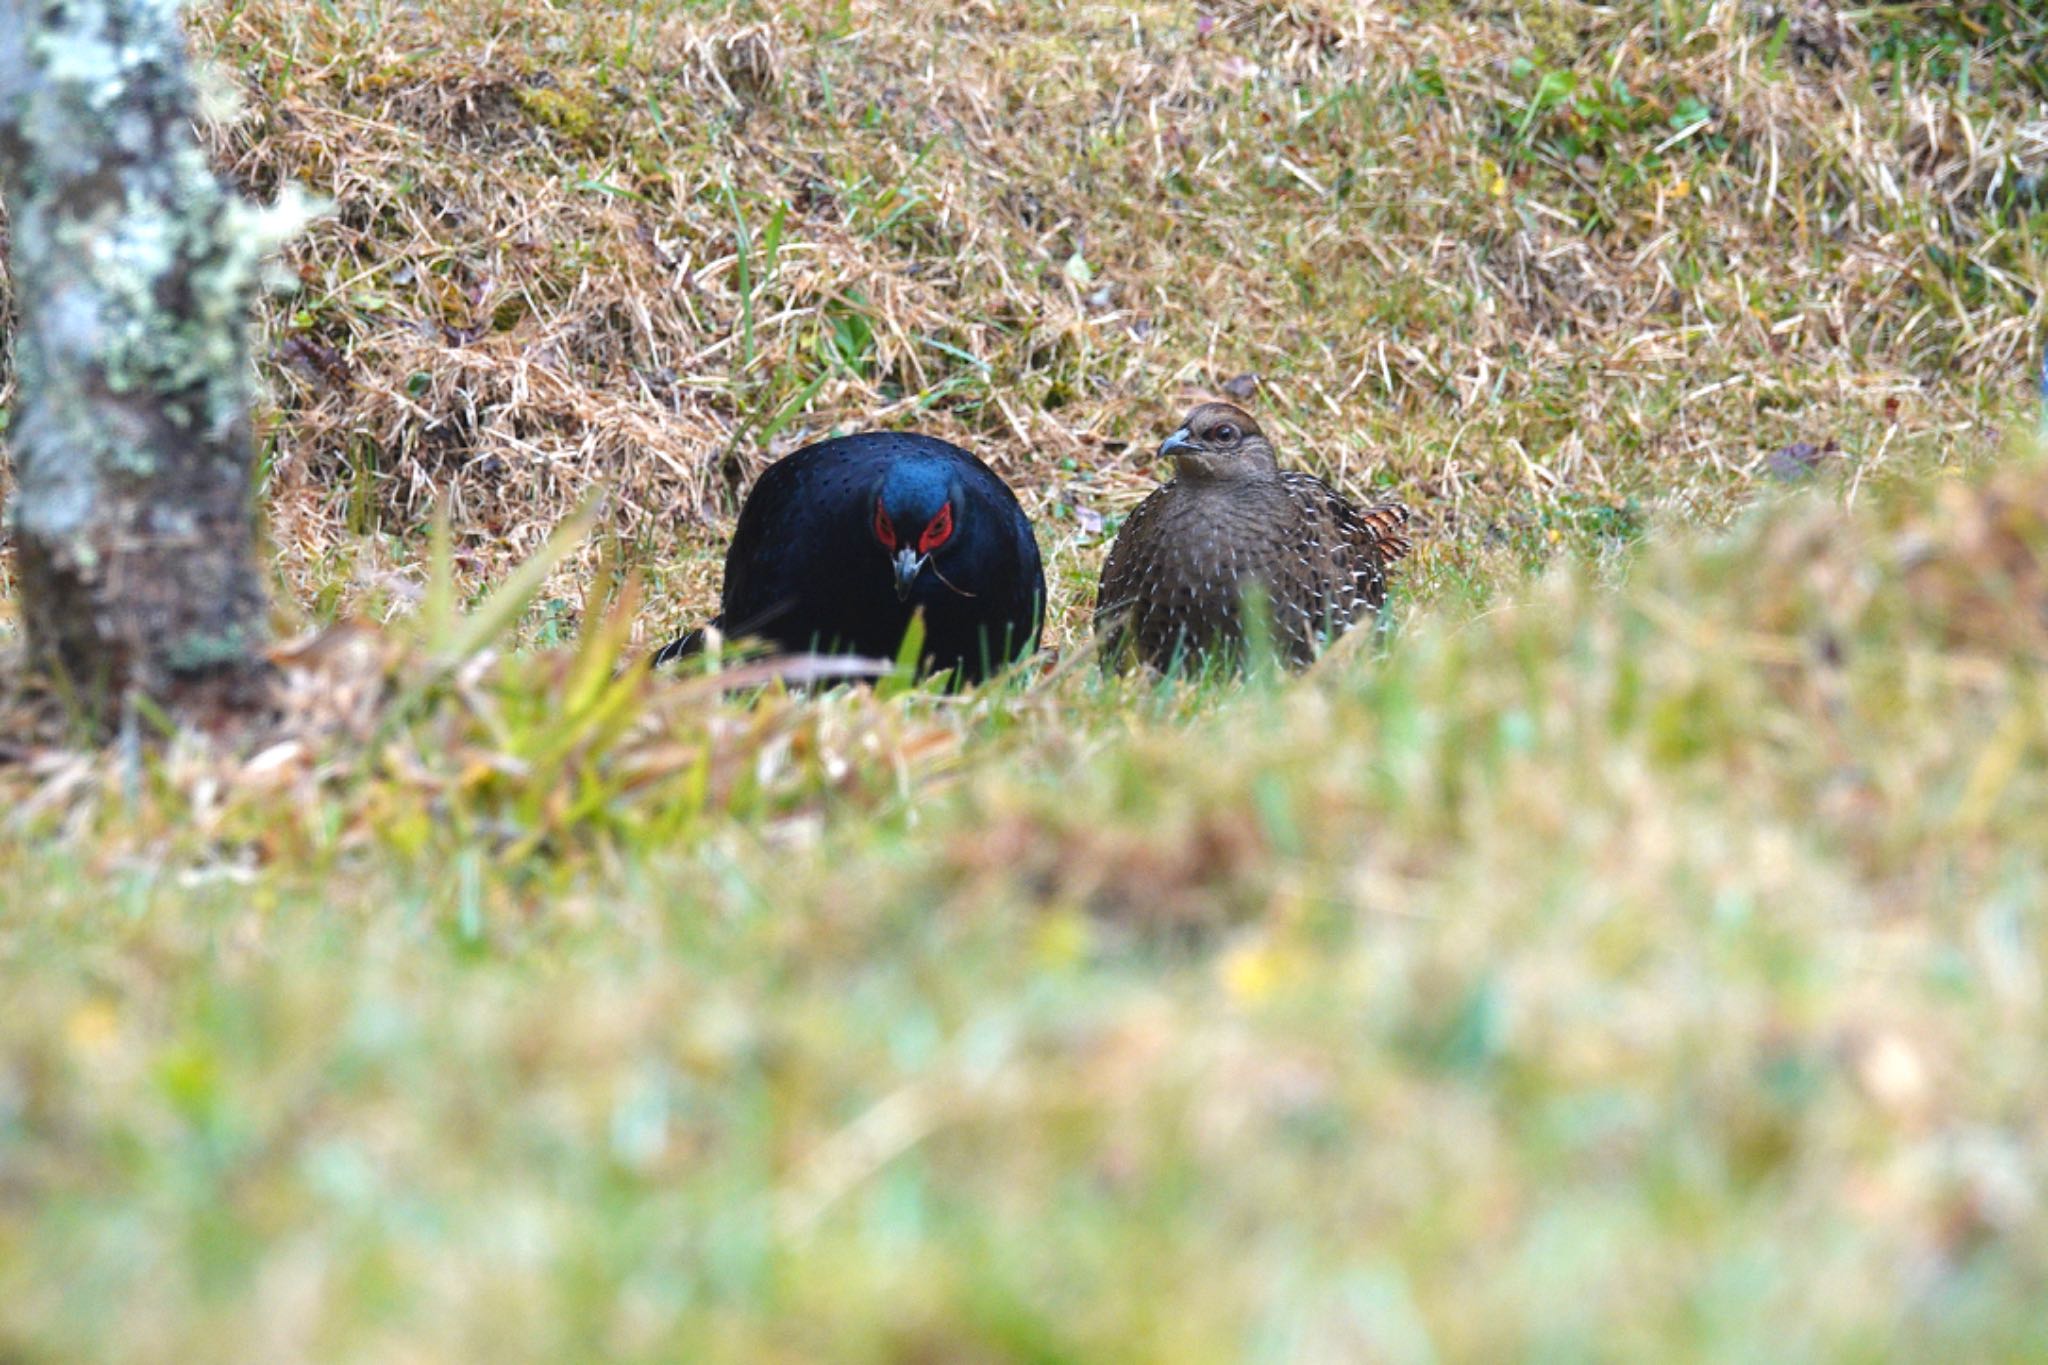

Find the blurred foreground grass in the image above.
[{"left": 4, "top": 436, "right": 2047, "bottom": 1359}]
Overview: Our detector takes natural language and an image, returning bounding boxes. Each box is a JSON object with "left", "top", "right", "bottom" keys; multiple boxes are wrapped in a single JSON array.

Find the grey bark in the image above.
[{"left": 0, "top": 0, "right": 305, "bottom": 724}]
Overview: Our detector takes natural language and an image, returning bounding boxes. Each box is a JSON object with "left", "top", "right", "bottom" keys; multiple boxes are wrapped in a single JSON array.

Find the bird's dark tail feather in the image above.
[
  {"left": 652, "top": 596, "right": 803, "bottom": 670},
  {"left": 649, "top": 620, "right": 716, "bottom": 669}
]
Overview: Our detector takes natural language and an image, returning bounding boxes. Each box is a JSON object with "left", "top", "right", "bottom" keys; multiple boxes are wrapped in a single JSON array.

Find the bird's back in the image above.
[{"left": 1274, "top": 469, "right": 1412, "bottom": 652}]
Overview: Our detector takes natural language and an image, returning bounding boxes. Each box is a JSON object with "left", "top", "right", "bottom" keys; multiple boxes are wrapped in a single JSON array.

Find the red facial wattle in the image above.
[
  {"left": 873, "top": 498, "right": 898, "bottom": 551},
  {"left": 918, "top": 501, "right": 954, "bottom": 555}
]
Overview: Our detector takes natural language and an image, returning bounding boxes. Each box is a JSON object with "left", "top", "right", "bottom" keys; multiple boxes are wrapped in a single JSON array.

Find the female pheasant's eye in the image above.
[
  {"left": 1214, "top": 424, "right": 1239, "bottom": 444},
  {"left": 918, "top": 501, "right": 954, "bottom": 555},
  {"left": 873, "top": 499, "right": 898, "bottom": 550}
]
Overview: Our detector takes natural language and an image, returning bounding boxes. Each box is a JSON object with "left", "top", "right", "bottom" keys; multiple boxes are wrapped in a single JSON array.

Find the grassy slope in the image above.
[{"left": 3, "top": 0, "right": 2048, "bottom": 1359}]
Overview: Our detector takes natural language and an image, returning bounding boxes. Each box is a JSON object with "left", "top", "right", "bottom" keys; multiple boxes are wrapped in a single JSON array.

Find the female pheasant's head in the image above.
[
  {"left": 870, "top": 459, "right": 963, "bottom": 601},
  {"left": 1157, "top": 402, "right": 1281, "bottom": 484}
]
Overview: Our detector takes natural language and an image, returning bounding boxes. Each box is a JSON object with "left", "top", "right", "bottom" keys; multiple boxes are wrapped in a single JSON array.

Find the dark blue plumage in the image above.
[{"left": 655, "top": 432, "right": 1045, "bottom": 683}]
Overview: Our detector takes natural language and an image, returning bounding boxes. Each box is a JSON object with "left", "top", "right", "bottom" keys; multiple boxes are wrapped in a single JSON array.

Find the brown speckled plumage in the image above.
[{"left": 1094, "top": 403, "right": 1413, "bottom": 672}]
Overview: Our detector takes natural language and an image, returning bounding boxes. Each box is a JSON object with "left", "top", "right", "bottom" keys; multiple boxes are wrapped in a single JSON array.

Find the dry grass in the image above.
[{"left": 22, "top": 0, "right": 2018, "bottom": 647}]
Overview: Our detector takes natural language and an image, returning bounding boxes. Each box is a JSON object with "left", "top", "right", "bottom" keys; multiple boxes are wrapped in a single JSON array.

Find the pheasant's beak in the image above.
[
  {"left": 1157, "top": 427, "right": 1193, "bottom": 459},
  {"left": 892, "top": 547, "right": 928, "bottom": 600}
]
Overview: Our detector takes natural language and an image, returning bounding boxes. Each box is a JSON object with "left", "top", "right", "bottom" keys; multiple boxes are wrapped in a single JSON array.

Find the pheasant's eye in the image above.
[
  {"left": 918, "top": 501, "right": 955, "bottom": 555},
  {"left": 1213, "top": 423, "right": 1240, "bottom": 444},
  {"left": 873, "top": 498, "right": 898, "bottom": 550}
]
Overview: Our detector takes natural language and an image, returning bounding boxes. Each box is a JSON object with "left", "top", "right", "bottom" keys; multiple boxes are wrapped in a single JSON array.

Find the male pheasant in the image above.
[
  {"left": 1094, "top": 403, "right": 1412, "bottom": 673},
  {"left": 655, "top": 432, "right": 1045, "bottom": 683}
]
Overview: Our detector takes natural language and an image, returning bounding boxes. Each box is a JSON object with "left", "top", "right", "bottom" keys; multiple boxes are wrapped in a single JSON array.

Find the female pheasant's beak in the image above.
[
  {"left": 1157, "top": 427, "right": 1193, "bottom": 458},
  {"left": 892, "top": 547, "right": 928, "bottom": 600}
]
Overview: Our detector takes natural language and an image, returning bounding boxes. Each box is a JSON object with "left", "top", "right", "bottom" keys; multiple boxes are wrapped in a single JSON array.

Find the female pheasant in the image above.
[
  {"left": 655, "top": 432, "right": 1045, "bottom": 684},
  {"left": 1094, "top": 403, "right": 1412, "bottom": 673}
]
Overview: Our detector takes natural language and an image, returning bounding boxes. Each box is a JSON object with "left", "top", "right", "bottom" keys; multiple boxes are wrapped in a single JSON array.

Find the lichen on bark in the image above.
[{"left": 0, "top": 0, "right": 311, "bottom": 724}]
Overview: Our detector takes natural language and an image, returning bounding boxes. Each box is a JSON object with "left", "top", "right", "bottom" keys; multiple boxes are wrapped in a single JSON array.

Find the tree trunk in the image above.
[{"left": 0, "top": 0, "right": 303, "bottom": 726}]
